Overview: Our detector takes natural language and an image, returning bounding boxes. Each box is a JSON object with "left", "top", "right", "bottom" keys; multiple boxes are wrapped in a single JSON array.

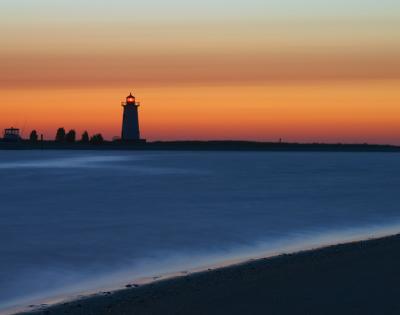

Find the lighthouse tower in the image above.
[{"left": 121, "top": 92, "right": 141, "bottom": 141}]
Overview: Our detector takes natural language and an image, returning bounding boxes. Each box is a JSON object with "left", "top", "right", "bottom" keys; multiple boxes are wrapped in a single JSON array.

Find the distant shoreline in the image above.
[
  {"left": 1, "top": 140, "right": 400, "bottom": 152},
  {"left": 14, "top": 232, "right": 400, "bottom": 315}
]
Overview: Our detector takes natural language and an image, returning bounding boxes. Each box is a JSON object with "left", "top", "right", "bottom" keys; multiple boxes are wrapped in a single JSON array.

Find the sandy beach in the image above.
[{"left": 15, "top": 233, "right": 400, "bottom": 315}]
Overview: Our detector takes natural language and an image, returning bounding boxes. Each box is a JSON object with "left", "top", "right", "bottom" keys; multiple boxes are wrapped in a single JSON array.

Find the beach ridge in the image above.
[{"left": 13, "top": 232, "right": 400, "bottom": 315}]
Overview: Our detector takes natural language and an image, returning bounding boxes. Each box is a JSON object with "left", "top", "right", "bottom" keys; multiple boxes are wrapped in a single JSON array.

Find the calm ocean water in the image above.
[{"left": 1, "top": 150, "right": 400, "bottom": 311}]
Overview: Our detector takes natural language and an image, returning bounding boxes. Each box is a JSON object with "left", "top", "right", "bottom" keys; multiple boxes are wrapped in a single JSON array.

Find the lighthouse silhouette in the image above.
[{"left": 121, "top": 92, "right": 142, "bottom": 141}]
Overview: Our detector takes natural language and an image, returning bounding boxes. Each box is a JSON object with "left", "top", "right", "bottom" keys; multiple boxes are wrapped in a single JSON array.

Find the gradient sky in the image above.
[{"left": 1, "top": 0, "right": 400, "bottom": 143}]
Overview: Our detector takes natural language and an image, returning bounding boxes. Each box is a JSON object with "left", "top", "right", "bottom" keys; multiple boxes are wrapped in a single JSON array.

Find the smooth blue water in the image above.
[{"left": 1, "top": 151, "right": 400, "bottom": 311}]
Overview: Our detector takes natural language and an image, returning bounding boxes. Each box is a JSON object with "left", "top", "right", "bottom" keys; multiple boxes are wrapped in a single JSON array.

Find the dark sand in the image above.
[{"left": 17, "top": 234, "right": 400, "bottom": 315}]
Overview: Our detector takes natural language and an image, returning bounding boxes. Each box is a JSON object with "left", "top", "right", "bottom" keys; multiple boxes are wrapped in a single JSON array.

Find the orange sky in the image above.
[
  {"left": 1, "top": 8, "right": 400, "bottom": 143},
  {"left": 1, "top": 80, "right": 400, "bottom": 144}
]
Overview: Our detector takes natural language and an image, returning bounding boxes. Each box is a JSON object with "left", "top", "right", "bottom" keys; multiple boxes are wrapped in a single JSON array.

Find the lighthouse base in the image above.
[{"left": 114, "top": 138, "right": 147, "bottom": 144}]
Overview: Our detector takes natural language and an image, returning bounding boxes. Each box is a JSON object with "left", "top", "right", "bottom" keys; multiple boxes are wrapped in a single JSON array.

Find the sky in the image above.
[{"left": 1, "top": 0, "right": 400, "bottom": 143}]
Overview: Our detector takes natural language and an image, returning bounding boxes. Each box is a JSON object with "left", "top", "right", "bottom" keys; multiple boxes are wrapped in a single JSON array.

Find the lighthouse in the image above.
[{"left": 121, "top": 92, "right": 141, "bottom": 141}]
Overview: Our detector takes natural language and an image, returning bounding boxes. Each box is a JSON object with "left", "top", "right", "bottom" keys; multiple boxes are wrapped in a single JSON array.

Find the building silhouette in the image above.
[
  {"left": 121, "top": 92, "right": 143, "bottom": 142},
  {"left": 3, "top": 127, "right": 21, "bottom": 142}
]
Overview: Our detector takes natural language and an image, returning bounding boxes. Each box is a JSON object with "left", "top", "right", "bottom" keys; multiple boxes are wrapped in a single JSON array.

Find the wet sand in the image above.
[{"left": 16, "top": 234, "right": 400, "bottom": 315}]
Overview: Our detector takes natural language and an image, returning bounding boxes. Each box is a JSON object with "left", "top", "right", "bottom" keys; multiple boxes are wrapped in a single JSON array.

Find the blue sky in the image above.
[{"left": 2, "top": 0, "right": 399, "bottom": 21}]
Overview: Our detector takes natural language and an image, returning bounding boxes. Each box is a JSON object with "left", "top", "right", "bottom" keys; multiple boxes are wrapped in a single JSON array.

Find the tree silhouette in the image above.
[
  {"left": 65, "top": 130, "right": 76, "bottom": 143},
  {"left": 55, "top": 128, "right": 66, "bottom": 142},
  {"left": 81, "top": 131, "right": 90, "bottom": 143},
  {"left": 90, "top": 134, "right": 104, "bottom": 145},
  {"left": 29, "top": 130, "right": 38, "bottom": 142}
]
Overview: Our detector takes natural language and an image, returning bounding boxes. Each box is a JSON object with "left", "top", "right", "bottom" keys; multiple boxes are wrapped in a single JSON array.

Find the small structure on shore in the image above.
[
  {"left": 121, "top": 92, "right": 145, "bottom": 142},
  {"left": 3, "top": 127, "right": 21, "bottom": 142}
]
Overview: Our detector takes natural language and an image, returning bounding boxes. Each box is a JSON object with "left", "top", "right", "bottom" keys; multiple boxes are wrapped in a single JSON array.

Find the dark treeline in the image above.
[
  {"left": 28, "top": 128, "right": 104, "bottom": 145},
  {"left": 3, "top": 130, "right": 400, "bottom": 151},
  {"left": 55, "top": 128, "right": 104, "bottom": 144}
]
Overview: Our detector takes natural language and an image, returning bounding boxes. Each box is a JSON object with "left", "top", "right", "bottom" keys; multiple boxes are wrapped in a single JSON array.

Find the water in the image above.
[{"left": 1, "top": 150, "right": 400, "bottom": 311}]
